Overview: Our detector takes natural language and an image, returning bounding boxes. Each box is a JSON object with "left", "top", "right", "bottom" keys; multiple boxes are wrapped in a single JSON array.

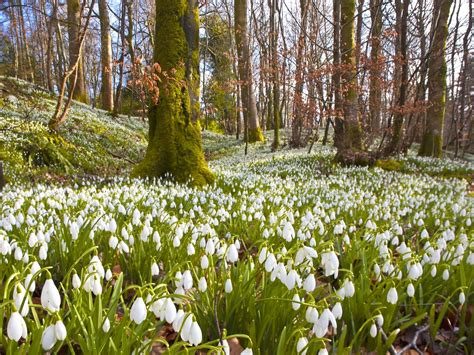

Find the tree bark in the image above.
[
  {"left": 132, "top": 0, "right": 213, "bottom": 186},
  {"left": 339, "top": 0, "right": 363, "bottom": 152},
  {"left": 98, "top": 0, "right": 114, "bottom": 111},
  {"left": 67, "top": 0, "right": 89, "bottom": 103},
  {"left": 368, "top": 0, "right": 382, "bottom": 133},
  {"left": 235, "top": 0, "right": 263, "bottom": 143},
  {"left": 418, "top": 0, "right": 453, "bottom": 157}
]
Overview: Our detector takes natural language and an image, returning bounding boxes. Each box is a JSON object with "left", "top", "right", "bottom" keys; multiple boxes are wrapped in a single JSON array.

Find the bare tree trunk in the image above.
[
  {"left": 235, "top": 0, "right": 263, "bottom": 143},
  {"left": 67, "top": 0, "right": 89, "bottom": 103},
  {"left": 368, "top": 0, "right": 382, "bottom": 133},
  {"left": 290, "top": 0, "right": 310, "bottom": 148},
  {"left": 333, "top": 0, "right": 344, "bottom": 149},
  {"left": 99, "top": 0, "right": 114, "bottom": 111},
  {"left": 418, "top": 0, "right": 453, "bottom": 157},
  {"left": 270, "top": 0, "right": 280, "bottom": 150}
]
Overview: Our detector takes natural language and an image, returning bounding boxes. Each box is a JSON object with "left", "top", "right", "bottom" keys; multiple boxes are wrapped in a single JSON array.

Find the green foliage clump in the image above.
[{"left": 375, "top": 159, "right": 405, "bottom": 172}]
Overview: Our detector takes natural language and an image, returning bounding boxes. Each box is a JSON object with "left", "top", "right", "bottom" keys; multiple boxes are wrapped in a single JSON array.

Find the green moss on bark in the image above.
[
  {"left": 132, "top": 0, "right": 214, "bottom": 186},
  {"left": 248, "top": 127, "right": 265, "bottom": 143}
]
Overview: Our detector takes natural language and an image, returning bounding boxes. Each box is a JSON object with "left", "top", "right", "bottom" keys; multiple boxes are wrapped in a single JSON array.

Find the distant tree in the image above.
[
  {"left": 98, "top": 0, "right": 113, "bottom": 111},
  {"left": 132, "top": 0, "right": 213, "bottom": 186},
  {"left": 418, "top": 0, "right": 453, "bottom": 157},
  {"left": 235, "top": 0, "right": 264, "bottom": 143}
]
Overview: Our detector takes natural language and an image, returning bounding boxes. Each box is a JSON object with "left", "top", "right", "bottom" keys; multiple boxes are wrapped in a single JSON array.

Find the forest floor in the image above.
[{"left": 1, "top": 77, "right": 474, "bottom": 354}]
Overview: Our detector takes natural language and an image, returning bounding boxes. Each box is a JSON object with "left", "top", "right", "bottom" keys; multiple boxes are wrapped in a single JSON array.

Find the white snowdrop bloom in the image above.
[
  {"left": 370, "top": 323, "right": 377, "bottom": 338},
  {"left": 313, "top": 311, "right": 329, "bottom": 338},
  {"left": 198, "top": 277, "right": 208, "bottom": 292},
  {"left": 28, "top": 233, "right": 38, "bottom": 248},
  {"left": 189, "top": 321, "right": 203, "bottom": 346},
  {"left": 220, "top": 339, "right": 230, "bottom": 355},
  {"left": 105, "top": 269, "right": 112, "bottom": 281},
  {"left": 320, "top": 251, "right": 339, "bottom": 278},
  {"left": 54, "top": 320, "right": 67, "bottom": 341},
  {"left": 102, "top": 318, "right": 111, "bottom": 333},
  {"left": 408, "top": 263, "right": 422, "bottom": 280},
  {"left": 205, "top": 239, "right": 216, "bottom": 255},
  {"left": 258, "top": 247, "right": 268, "bottom": 264},
  {"left": 241, "top": 348, "right": 253, "bottom": 355},
  {"left": 109, "top": 236, "right": 119, "bottom": 249},
  {"left": 41, "top": 325, "right": 57, "bottom": 351},
  {"left": 264, "top": 253, "right": 277, "bottom": 272},
  {"left": 13, "top": 283, "right": 29, "bottom": 317},
  {"left": 187, "top": 243, "right": 195, "bottom": 255},
  {"left": 305, "top": 306, "right": 319, "bottom": 323},
  {"left": 282, "top": 221, "right": 295, "bottom": 241},
  {"left": 41, "top": 279, "right": 61, "bottom": 313},
  {"left": 375, "top": 314, "right": 384, "bottom": 327},
  {"left": 24, "top": 274, "right": 35, "bottom": 292},
  {"left": 118, "top": 240, "right": 129, "bottom": 253},
  {"left": 407, "top": 283, "right": 415, "bottom": 297},
  {"left": 180, "top": 315, "right": 193, "bottom": 342},
  {"left": 387, "top": 287, "right": 398, "bottom": 305},
  {"left": 459, "top": 292, "right": 465, "bottom": 305},
  {"left": 334, "top": 224, "right": 343, "bottom": 235},
  {"left": 172, "top": 309, "right": 185, "bottom": 331},
  {"left": 151, "top": 262, "right": 160, "bottom": 276},
  {"left": 14, "top": 247, "right": 23, "bottom": 261},
  {"left": 7, "top": 312, "right": 27, "bottom": 341},
  {"left": 318, "top": 348, "right": 329, "bottom": 355},
  {"left": 201, "top": 255, "right": 209, "bottom": 269},
  {"left": 132, "top": 209, "right": 141, "bottom": 225},
  {"left": 442, "top": 269, "right": 450, "bottom": 280},
  {"left": 285, "top": 269, "right": 298, "bottom": 290},
  {"left": 39, "top": 245, "right": 48, "bottom": 260},
  {"left": 226, "top": 244, "right": 239, "bottom": 263},
  {"left": 70, "top": 222, "right": 79, "bottom": 239},
  {"left": 332, "top": 302, "right": 343, "bottom": 320},
  {"left": 431, "top": 265, "right": 437, "bottom": 277},
  {"left": 292, "top": 294, "right": 301, "bottom": 311},
  {"left": 130, "top": 297, "right": 147, "bottom": 324},
  {"left": 303, "top": 274, "right": 316, "bottom": 293},
  {"left": 164, "top": 298, "right": 177, "bottom": 323},
  {"left": 344, "top": 279, "right": 355, "bottom": 297},
  {"left": 296, "top": 337, "right": 309, "bottom": 354},
  {"left": 182, "top": 270, "right": 193, "bottom": 290},
  {"left": 225, "top": 279, "right": 233, "bottom": 293},
  {"left": 420, "top": 229, "right": 429, "bottom": 239}
]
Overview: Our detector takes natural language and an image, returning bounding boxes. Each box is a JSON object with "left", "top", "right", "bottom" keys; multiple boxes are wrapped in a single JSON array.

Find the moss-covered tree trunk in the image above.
[
  {"left": 98, "top": 0, "right": 113, "bottom": 112},
  {"left": 132, "top": 0, "right": 213, "bottom": 186},
  {"left": 67, "top": 0, "right": 88, "bottom": 103},
  {"left": 333, "top": 0, "right": 344, "bottom": 150},
  {"left": 339, "top": 0, "right": 363, "bottom": 152},
  {"left": 235, "top": 0, "right": 264, "bottom": 143},
  {"left": 418, "top": 0, "right": 453, "bottom": 157}
]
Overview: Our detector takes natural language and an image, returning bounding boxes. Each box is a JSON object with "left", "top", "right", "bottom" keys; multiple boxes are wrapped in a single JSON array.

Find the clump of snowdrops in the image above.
[{"left": 0, "top": 147, "right": 472, "bottom": 354}]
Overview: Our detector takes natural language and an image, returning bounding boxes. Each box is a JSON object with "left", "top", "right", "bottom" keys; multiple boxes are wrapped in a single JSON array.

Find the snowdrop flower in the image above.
[
  {"left": 282, "top": 221, "right": 295, "bottom": 241},
  {"left": 442, "top": 269, "right": 449, "bottom": 280},
  {"left": 387, "top": 287, "right": 398, "bottom": 304},
  {"left": 305, "top": 306, "right": 319, "bottom": 323},
  {"left": 198, "top": 277, "right": 208, "bottom": 292},
  {"left": 72, "top": 274, "right": 81, "bottom": 289},
  {"left": 151, "top": 262, "right": 160, "bottom": 276},
  {"left": 320, "top": 251, "right": 339, "bottom": 278},
  {"left": 370, "top": 323, "right": 377, "bottom": 338},
  {"left": 318, "top": 348, "right": 329, "bottom": 355},
  {"left": 332, "top": 302, "right": 343, "bottom": 320},
  {"left": 225, "top": 279, "right": 233, "bottom": 293},
  {"left": 7, "top": 312, "right": 27, "bottom": 341},
  {"left": 102, "top": 318, "right": 110, "bottom": 333},
  {"left": 41, "top": 279, "right": 61, "bottom": 313},
  {"left": 285, "top": 269, "right": 298, "bottom": 290},
  {"left": 182, "top": 270, "right": 193, "bottom": 290},
  {"left": 189, "top": 321, "right": 203, "bottom": 346},
  {"left": 241, "top": 348, "right": 253, "bottom": 355},
  {"left": 201, "top": 255, "right": 210, "bottom": 269},
  {"left": 13, "top": 283, "right": 29, "bottom": 317},
  {"left": 55, "top": 320, "right": 67, "bottom": 341},
  {"left": 105, "top": 269, "right": 112, "bottom": 281},
  {"left": 226, "top": 244, "right": 239, "bottom": 263},
  {"left": 303, "top": 274, "right": 316, "bottom": 292},
  {"left": 109, "top": 236, "right": 119, "bottom": 249},
  {"left": 24, "top": 273, "right": 35, "bottom": 292},
  {"left": 130, "top": 297, "right": 147, "bottom": 324},
  {"left": 459, "top": 292, "right": 465, "bottom": 305},
  {"left": 407, "top": 283, "right": 415, "bottom": 297},
  {"left": 296, "top": 337, "right": 309, "bottom": 354},
  {"left": 292, "top": 294, "right": 301, "bottom": 310},
  {"left": 41, "top": 325, "right": 57, "bottom": 351},
  {"left": 164, "top": 298, "right": 177, "bottom": 323},
  {"left": 264, "top": 253, "right": 277, "bottom": 272}
]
